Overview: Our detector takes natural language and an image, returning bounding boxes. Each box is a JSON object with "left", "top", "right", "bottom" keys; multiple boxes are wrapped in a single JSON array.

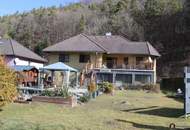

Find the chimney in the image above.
[{"left": 106, "top": 32, "right": 112, "bottom": 36}]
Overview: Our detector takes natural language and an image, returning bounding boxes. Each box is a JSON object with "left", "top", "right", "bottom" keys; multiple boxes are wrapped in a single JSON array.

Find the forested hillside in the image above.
[{"left": 0, "top": 0, "right": 189, "bottom": 78}]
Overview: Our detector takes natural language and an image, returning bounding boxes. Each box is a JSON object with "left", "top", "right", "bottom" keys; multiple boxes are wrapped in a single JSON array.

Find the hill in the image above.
[{"left": 0, "top": 0, "right": 189, "bottom": 78}]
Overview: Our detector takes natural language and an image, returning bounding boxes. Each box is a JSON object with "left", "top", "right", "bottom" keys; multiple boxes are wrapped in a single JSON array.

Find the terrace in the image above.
[{"left": 87, "top": 55, "right": 156, "bottom": 86}]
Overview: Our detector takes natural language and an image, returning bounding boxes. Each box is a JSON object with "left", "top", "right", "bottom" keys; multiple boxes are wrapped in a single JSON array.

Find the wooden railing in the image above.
[
  {"left": 85, "top": 62, "right": 154, "bottom": 71},
  {"left": 97, "top": 63, "right": 154, "bottom": 70}
]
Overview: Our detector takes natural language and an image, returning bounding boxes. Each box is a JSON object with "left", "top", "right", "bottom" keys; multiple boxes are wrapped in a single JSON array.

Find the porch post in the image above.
[
  {"left": 76, "top": 72, "right": 79, "bottom": 87},
  {"left": 152, "top": 73, "right": 155, "bottom": 84},
  {"left": 112, "top": 73, "right": 116, "bottom": 84},
  {"left": 38, "top": 71, "right": 44, "bottom": 90},
  {"left": 132, "top": 73, "right": 135, "bottom": 85},
  {"left": 38, "top": 71, "right": 40, "bottom": 86},
  {"left": 51, "top": 70, "right": 54, "bottom": 84},
  {"left": 153, "top": 59, "right": 157, "bottom": 84},
  {"left": 66, "top": 70, "right": 70, "bottom": 88}
]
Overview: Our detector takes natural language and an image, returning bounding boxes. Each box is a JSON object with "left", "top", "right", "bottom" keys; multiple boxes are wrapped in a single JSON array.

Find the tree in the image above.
[
  {"left": 184, "top": 0, "right": 190, "bottom": 33},
  {"left": 79, "top": 15, "right": 86, "bottom": 32},
  {"left": 34, "top": 41, "right": 48, "bottom": 56},
  {"left": 144, "top": 0, "right": 164, "bottom": 17},
  {"left": 0, "top": 57, "right": 17, "bottom": 107}
]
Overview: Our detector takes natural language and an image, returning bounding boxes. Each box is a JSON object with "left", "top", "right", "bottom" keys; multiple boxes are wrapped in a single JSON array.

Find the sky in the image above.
[{"left": 0, "top": 0, "right": 79, "bottom": 16}]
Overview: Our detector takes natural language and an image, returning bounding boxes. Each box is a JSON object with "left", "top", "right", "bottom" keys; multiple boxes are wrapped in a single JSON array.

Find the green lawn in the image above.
[{"left": 0, "top": 90, "right": 189, "bottom": 130}]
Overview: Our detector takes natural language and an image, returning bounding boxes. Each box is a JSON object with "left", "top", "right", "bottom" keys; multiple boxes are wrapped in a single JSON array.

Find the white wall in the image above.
[{"left": 6, "top": 56, "right": 44, "bottom": 69}]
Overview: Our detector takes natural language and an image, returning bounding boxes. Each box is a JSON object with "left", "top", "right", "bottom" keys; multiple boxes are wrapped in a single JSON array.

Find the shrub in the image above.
[
  {"left": 41, "top": 87, "right": 70, "bottom": 98},
  {"left": 123, "top": 84, "right": 128, "bottom": 90},
  {"left": 143, "top": 84, "right": 160, "bottom": 93},
  {"left": 78, "top": 94, "right": 90, "bottom": 103},
  {"left": 0, "top": 57, "right": 17, "bottom": 107},
  {"left": 57, "top": 87, "right": 70, "bottom": 97},
  {"left": 125, "top": 83, "right": 160, "bottom": 93},
  {"left": 100, "top": 82, "right": 114, "bottom": 94},
  {"left": 126, "top": 84, "right": 143, "bottom": 90},
  {"left": 41, "top": 90, "right": 55, "bottom": 97}
]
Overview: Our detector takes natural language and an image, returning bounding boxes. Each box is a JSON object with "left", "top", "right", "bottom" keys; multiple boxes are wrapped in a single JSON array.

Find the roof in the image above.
[
  {"left": 0, "top": 39, "right": 47, "bottom": 63},
  {"left": 41, "top": 62, "right": 78, "bottom": 72},
  {"left": 10, "top": 65, "right": 38, "bottom": 72},
  {"left": 43, "top": 34, "right": 160, "bottom": 57},
  {"left": 43, "top": 34, "right": 105, "bottom": 53}
]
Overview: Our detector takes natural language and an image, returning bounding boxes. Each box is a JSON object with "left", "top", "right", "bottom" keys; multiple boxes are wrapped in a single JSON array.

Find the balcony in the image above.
[
  {"left": 93, "top": 62, "right": 154, "bottom": 72},
  {"left": 105, "top": 63, "right": 153, "bottom": 70},
  {"left": 84, "top": 61, "right": 155, "bottom": 85}
]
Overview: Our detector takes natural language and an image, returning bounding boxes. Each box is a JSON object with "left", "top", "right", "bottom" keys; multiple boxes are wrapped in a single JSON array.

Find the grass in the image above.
[{"left": 0, "top": 90, "right": 190, "bottom": 130}]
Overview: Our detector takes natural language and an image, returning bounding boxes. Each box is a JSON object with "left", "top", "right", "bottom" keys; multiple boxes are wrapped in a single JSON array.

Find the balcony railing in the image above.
[
  {"left": 105, "top": 64, "right": 154, "bottom": 70},
  {"left": 85, "top": 62, "right": 154, "bottom": 72}
]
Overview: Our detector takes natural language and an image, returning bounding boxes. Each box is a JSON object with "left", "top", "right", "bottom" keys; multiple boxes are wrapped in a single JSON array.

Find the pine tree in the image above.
[{"left": 0, "top": 57, "right": 17, "bottom": 108}]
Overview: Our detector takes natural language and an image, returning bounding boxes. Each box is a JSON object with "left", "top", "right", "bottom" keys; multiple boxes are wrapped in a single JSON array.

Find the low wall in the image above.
[{"left": 32, "top": 96, "right": 77, "bottom": 107}]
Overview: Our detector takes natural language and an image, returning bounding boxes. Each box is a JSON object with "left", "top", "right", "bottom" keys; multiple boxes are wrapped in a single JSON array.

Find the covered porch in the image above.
[
  {"left": 95, "top": 68, "right": 155, "bottom": 87},
  {"left": 101, "top": 54, "right": 156, "bottom": 70}
]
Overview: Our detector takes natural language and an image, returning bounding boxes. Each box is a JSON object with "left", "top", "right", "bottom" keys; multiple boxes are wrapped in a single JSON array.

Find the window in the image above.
[
  {"left": 115, "top": 74, "right": 132, "bottom": 84},
  {"left": 136, "top": 57, "right": 144, "bottom": 65},
  {"left": 135, "top": 74, "right": 151, "bottom": 84},
  {"left": 124, "top": 57, "right": 128, "bottom": 65},
  {"left": 106, "top": 57, "right": 117, "bottom": 68},
  {"left": 79, "top": 54, "right": 90, "bottom": 63},
  {"left": 59, "top": 54, "right": 69, "bottom": 62}
]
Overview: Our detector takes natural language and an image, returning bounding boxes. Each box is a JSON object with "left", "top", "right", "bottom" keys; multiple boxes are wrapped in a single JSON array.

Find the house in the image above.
[
  {"left": 0, "top": 39, "right": 47, "bottom": 69},
  {"left": 43, "top": 33, "right": 160, "bottom": 85}
]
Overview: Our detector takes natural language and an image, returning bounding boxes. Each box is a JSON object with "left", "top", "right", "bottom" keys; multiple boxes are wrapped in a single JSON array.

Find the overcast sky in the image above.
[{"left": 0, "top": 0, "right": 79, "bottom": 16}]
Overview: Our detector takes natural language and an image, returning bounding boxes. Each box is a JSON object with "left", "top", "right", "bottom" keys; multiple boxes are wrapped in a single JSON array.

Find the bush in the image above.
[
  {"left": 0, "top": 57, "right": 17, "bottom": 107},
  {"left": 57, "top": 87, "right": 70, "bottom": 97},
  {"left": 143, "top": 84, "right": 160, "bottom": 93},
  {"left": 99, "top": 82, "right": 114, "bottom": 94},
  {"left": 126, "top": 84, "right": 143, "bottom": 90},
  {"left": 41, "top": 90, "right": 55, "bottom": 97},
  {"left": 41, "top": 87, "right": 70, "bottom": 98},
  {"left": 125, "top": 83, "right": 160, "bottom": 93},
  {"left": 78, "top": 94, "right": 90, "bottom": 103}
]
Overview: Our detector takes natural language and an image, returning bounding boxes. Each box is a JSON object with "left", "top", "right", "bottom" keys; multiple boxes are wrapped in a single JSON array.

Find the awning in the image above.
[{"left": 41, "top": 62, "right": 78, "bottom": 72}]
